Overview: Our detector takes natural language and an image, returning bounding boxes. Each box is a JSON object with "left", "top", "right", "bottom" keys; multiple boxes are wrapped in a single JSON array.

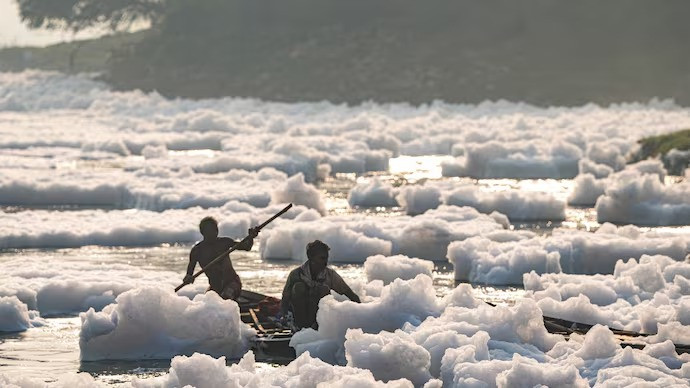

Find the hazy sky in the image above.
[{"left": 0, "top": 0, "right": 105, "bottom": 47}]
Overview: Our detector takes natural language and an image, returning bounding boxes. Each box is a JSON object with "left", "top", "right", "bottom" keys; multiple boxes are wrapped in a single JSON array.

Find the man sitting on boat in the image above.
[
  {"left": 183, "top": 216, "right": 259, "bottom": 300},
  {"left": 280, "top": 240, "right": 361, "bottom": 329}
]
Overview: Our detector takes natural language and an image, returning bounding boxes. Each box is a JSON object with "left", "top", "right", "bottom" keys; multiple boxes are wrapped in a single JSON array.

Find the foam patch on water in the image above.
[
  {"left": 350, "top": 179, "right": 565, "bottom": 221},
  {"left": 0, "top": 296, "right": 45, "bottom": 332},
  {"left": 126, "top": 335, "right": 688, "bottom": 387},
  {"left": 284, "top": 276, "right": 690, "bottom": 386},
  {"left": 79, "top": 287, "right": 256, "bottom": 361},
  {"left": 444, "top": 185, "right": 566, "bottom": 221},
  {"left": 290, "top": 274, "right": 443, "bottom": 364},
  {"left": 364, "top": 254, "right": 434, "bottom": 284},
  {"left": 447, "top": 223, "right": 689, "bottom": 284},
  {"left": 132, "top": 351, "right": 413, "bottom": 388},
  {"left": 260, "top": 205, "right": 507, "bottom": 262},
  {"left": 596, "top": 174, "right": 690, "bottom": 226},
  {"left": 0, "top": 373, "right": 107, "bottom": 388},
  {"left": 348, "top": 178, "right": 399, "bottom": 208},
  {"left": 0, "top": 167, "right": 290, "bottom": 210},
  {"left": 0, "top": 202, "right": 312, "bottom": 249},
  {"left": 448, "top": 234, "right": 562, "bottom": 285},
  {"left": 5, "top": 274, "right": 689, "bottom": 386},
  {"left": 4, "top": 71, "right": 690, "bottom": 195},
  {"left": 568, "top": 159, "right": 668, "bottom": 206},
  {"left": 0, "top": 253, "right": 209, "bottom": 317},
  {"left": 525, "top": 254, "right": 690, "bottom": 335},
  {"left": 442, "top": 140, "right": 582, "bottom": 179},
  {"left": 345, "top": 329, "right": 433, "bottom": 386},
  {"left": 271, "top": 173, "right": 326, "bottom": 215}
]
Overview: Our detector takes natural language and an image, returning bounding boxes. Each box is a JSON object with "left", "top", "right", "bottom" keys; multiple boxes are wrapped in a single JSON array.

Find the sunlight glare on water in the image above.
[{"left": 388, "top": 155, "right": 455, "bottom": 182}]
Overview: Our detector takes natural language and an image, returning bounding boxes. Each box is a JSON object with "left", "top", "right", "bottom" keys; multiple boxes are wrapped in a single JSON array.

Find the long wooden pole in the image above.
[{"left": 175, "top": 203, "right": 293, "bottom": 292}]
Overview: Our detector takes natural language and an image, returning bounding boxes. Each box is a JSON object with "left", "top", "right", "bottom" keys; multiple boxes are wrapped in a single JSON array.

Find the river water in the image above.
[{"left": 0, "top": 155, "right": 687, "bottom": 385}]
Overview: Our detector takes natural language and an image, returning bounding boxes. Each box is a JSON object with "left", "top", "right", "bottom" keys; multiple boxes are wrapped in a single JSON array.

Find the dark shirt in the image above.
[
  {"left": 188, "top": 237, "right": 253, "bottom": 293},
  {"left": 280, "top": 262, "right": 360, "bottom": 315}
]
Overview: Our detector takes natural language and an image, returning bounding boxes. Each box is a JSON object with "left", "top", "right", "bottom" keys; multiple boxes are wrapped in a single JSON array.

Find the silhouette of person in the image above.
[
  {"left": 280, "top": 240, "right": 360, "bottom": 329},
  {"left": 184, "top": 217, "right": 258, "bottom": 300}
]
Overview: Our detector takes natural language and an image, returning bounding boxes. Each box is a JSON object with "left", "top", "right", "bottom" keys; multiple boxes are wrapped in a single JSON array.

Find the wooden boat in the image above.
[
  {"left": 237, "top": 290, "right": 295, "bottom": 362},
  {"left": 543, "top": 315, "right": 690, "bottom": 354},
  {"left": 238, "top": 290, "right": 690, "bottom": 362}
]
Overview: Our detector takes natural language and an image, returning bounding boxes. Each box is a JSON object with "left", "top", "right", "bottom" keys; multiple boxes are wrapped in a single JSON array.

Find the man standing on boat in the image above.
[
  {"left": 280, "top": 240, "right": 361, "bottom": 329},
  {"left": 183, "top": 216, "right": 259, "bottom": 300}
]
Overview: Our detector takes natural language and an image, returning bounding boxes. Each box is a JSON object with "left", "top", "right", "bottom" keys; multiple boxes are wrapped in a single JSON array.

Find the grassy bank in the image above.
[
  {"left": 638, "top": 129, "right": 690, "bottom": 157},
  {"left": 632, "top": 129, "right": 690, "bottom": 175}
]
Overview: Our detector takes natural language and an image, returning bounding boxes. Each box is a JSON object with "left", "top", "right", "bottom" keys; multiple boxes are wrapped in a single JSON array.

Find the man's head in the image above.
[
  {"left": 199, "top": 216, "right": 219, "bottom": 240},
  {"left": 306, "top": 240, "right": 330, "bottom": 274}
]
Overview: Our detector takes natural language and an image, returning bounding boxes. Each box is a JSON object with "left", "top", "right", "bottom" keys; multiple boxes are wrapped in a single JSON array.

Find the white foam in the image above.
[
  {"left": 271, "top": 173, "right": 326, "bottom": 215},
  {"left": 578, "top": 158, "right": 614, "bottom": 179},
  {"left": 665, "top": 148, "right": 690, "bottom": 175},
  {"left": 390, "top": 181, "right": 565, "bottom": 221},
  {"left": 569, "top": 159, "right": 669, "bottom": 207},
  {"left": 448, "top": 235, "right": 561, "bottom": 285},
  {"left": 290, "top": 275, "right": 443, "bottom": 364},
  {"left": 364, "top": 254, "right": 434, "bottom": 284},
  {"left": 525, "top": 254, "right": 690, "bottom": 334},
  {"left": 568, "top": 173, "right": 607, "bottom": 206},
  {"left": 122, "top": 327, "right": 690, "bottom": 388},
  {"left": 585, "top": 142, "right": 627, "bottom": 170},
  {"left": 547, "top": 223, "right": 688, "bottom": 274},
  {"left": 79, "top": 287, "right": 256, "bottom": 361},
  {"left": 446, "top": 224, "right": 689, "bottom": 284},
  {"left": 345, "top": 329, "right": 432, "bottom": 386},
  {"left": 4, "top": 72, "right": 690, "bottom": 188},
  {"left": 0, "top": 253, "right": 211, "bottom": 317},
  {"left": 443, "top": 140, "right": 581, "bottom": 179},
  {"left": 3, "top": 70, "right": 690, "bottom": 385},
  {"left": 442, "top": 353, "right": 588, "bottom": 388},
  {"left": 0, "top": 373, "right": 106, "bottom": 388},
  {"left": 348, "top": 178, "right": 399, "bottom": 208},
  {"left": 445, "top": 185, "right": 565, "bottom": 221},
  {"left": 0, "top": 166, "right": 289, "bottom": 210},
  {"left": 0, "top": 202, "right": 311, "bottom": 250},
  {"left": 596, "top": 174, "right": 690, "bottom": 226},
  {"left": 260, "top": 205, "right": 506, "bottom": 262},
  {"left": 133, "top": 351, "right": 414, "bottom": 388},
  {"left": 0, "top": 296, "right": 44, "bottom": 332},
  {"left": 395, "top": 185, "right": 442, "bottom": 215}
]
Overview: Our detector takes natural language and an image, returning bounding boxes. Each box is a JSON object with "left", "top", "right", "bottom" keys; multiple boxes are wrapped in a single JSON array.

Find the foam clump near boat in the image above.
[{"left": 79, "top": 287, "right": 256, "bottom": 361}]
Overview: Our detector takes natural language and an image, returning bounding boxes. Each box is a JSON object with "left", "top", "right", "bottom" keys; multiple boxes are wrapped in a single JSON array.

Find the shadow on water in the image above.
[
  {"left": 78, "top": 354, "right": 291, "bottom": 380},
  {"left": 79, "top": 359, "right": 172, "bottom": 375},
  {"left": 454, "top": 280, "right": 523, "bottom": 289}
]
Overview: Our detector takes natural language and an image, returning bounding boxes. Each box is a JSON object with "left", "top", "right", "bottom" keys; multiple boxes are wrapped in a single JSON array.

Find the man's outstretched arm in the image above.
[
  {"left": 234, "top": 227, "right": 259, "bottom": 251},
  {"left": 331, "top": 271, "right": 361, "bottom": 303}
]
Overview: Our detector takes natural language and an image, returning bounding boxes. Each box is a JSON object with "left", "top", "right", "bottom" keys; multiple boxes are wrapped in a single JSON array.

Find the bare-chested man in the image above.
[{"left": 183, "top": 217, "right": 258, "bottom": 300}]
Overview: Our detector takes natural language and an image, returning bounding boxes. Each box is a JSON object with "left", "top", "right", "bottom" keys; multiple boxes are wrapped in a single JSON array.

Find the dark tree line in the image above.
[
  {"left": 16, "top": 0, "right": 163, "bottom": 31},
  {"left": 16, "top": 0, "right": 690, "bottom": 105}
]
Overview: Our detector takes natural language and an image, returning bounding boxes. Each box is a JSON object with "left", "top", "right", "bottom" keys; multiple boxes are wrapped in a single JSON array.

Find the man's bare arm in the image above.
[
  {"left": 332, "top": 271, "right": 361, "bottom": 303},
  {"left": 232, "top": 227, "right": 259, "bottom": 251},
  {"left": 183, "top": 250, "right": 197, "bottom": 284}
]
